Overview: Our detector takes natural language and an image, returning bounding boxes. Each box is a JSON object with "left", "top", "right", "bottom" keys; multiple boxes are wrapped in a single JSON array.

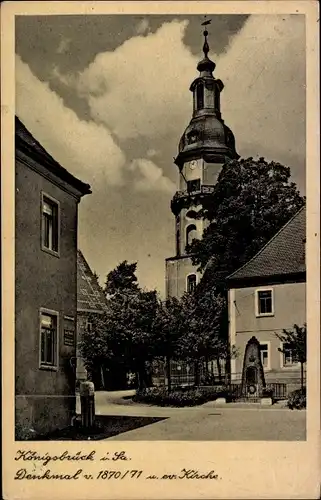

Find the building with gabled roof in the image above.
[
  {"left": 76, "top": 250, "right": 108, "bottom": 386},
  {"left": 15, "top": 116, "right": 91, "bottom": 439},
  {"left": 227, "top": 206, "right": 306, "bottom": 391},
  {"left": 77, "top": 250, "right": 108, "bottom": 314},
  {"left": 228, "top": 206, "right": 306, "bottom": 286}
]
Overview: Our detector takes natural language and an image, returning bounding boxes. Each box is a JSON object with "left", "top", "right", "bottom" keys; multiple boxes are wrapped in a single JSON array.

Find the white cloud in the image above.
[
  {"left": 75, "top": 20, "right": 195, "bottom": 140},
  {"left": 57, "top": 36, "right": 71, "bottom": 54},
  {"left": 63, "top": 15, "right": 305, "bottom": 180},
  {"left": 130, "top": 158, "right": 175, "bottom": 193},
  {"left": 217, "top": 15, "right": 305, "bottom": 168},
  {"left": 146, "top": 148, "right": 159, "bottom": 158},
  {"left": 51, "top": 64, "right": 76, "bottom": 86},
  {"left": 135, "top": 18, "right": 150, "bottom": 35},
  {"left": 16, "top": 55, "right": 175, "bottom": 196},
  {"left": 16, "top": 55, "right": 126, "bottom": 189}
]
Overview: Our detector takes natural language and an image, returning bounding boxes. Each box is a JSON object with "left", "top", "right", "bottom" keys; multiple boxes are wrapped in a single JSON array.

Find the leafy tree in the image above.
[
  {"left": 81, "top": 261, "right": 159, "bottom": 390},
  {"left": 178, "top": 289, "right": 227, "bottom": 385},
  {"left": 79, "top": 312, "right": 119, "bottom": 388},
  {"left": 104, "top": 260, "right": 139, "bottom": 295},
  {"left": 276, "top": 323, "right": 307, "bottom": 390},
  {"left": 92, "top": 271, "right": 100, "bottom": 284},
  {"left": 152, "top": 296, "right": 185, "bottom": 392},
  {"left": 189, "top": 157, "right": 305, "bottom": 290}
]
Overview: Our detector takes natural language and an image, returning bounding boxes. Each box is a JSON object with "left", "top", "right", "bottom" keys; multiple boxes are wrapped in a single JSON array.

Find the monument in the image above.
[{"left": 241, "top": 336, "right": 266, "bottom": 398}]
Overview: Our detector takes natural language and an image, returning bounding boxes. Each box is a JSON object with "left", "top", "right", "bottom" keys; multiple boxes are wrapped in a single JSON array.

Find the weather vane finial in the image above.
[{"left": 201, "top": 15, "right": 211, "bottom": 57}]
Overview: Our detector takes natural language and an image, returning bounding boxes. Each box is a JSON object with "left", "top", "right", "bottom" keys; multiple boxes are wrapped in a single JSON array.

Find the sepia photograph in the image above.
[
  {"left": 14, "top": 11, "right": 309, "bottom": 443},
  {"left": 2, "top": 2, "right": 320, "bottom": 499}
]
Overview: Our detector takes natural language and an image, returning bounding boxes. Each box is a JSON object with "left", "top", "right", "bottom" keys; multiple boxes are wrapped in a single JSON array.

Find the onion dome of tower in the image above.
[{"left": 175, "top": 24, "right": 239, "bottom": 168}]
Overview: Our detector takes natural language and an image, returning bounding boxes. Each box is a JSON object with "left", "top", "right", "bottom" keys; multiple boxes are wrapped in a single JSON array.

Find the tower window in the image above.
[
  {"left": 176, "top": 215, "right": 180, "bottom": 256},
  {"left": 214, "top": 91, "right": 220, "bottom": 112},
  {"left": 196, "top": 83, "right": 204, "bottom": 110},
  {"left": 187, "top": 274, "right": 197, "bottom": 293},
  {"left": 187, "top": 179, "right": 200, "bottom": 193},
  {"left": 186, "top": 224, "right": 197, "bottom": 246}
]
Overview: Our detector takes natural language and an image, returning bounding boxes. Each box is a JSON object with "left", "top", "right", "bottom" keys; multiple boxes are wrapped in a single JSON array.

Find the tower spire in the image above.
[
  {"left": 201, "top": 16, "right": 211, "bottom": 58},
  {"left": 197, "top": 16, "right": 215, "bottom": 74}
]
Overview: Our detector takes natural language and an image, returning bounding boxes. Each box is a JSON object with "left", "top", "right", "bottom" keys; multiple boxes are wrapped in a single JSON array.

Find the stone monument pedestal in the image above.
[{"left": 241, "top": 336, "right": 266, "bottom": 399}]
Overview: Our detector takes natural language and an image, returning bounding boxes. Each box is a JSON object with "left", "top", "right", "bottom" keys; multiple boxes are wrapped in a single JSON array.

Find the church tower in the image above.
[{"left": 165, "top": 25, "right": 239, "bottom": 298}]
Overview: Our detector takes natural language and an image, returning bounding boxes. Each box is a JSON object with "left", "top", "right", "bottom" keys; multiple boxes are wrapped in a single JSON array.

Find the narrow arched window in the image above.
[
  {"left": 214, "top": 91, "right": 220, "bottom": 113},
  {"left": 186, "top": 224, "right": 197, "bottom": 246},
  {"left": 176, "top": 215, "right": 180, "bottom": 255},
  {"left": 187, "top": 274, "right": 197, "bottom": 293},
  {"left": 196, "top": 83, "right": 204, "bottom": 110}
]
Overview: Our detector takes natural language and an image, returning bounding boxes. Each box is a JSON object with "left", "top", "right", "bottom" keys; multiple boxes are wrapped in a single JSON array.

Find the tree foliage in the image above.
[
  {"left": 81, "top": 261, "right": 159, "bottom": 389},
  {"left": 80, "top": 261, "right": 229, "bottom": 390},
  {"left": 276, "top": 323, "right": 307, "bottom": 389},
  {"left": 104, "top": 260, "right": 139, "bottom": 295},
  {"left": 152, "top": 296, "right": 185, "bottom": 360},
  {"left": 178, "top": 290, "right": 226, "bottom": 362},
  {"left": 189, "top": 157, "right": 305, "bottom": 290},
  {"left": 151, "top": 290, "right": 228, "bottom": 387},
  {"left": 152, "top": 296, "right": 187, "bottom": 391}
]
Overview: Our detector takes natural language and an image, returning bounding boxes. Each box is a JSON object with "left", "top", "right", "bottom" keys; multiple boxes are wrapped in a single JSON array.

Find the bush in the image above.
[
  {"left": 287, "top": 388, "right": 306, "bottom": 410},
  {"left": 132, "top": 386, "right": 230, "bottom": 407}
]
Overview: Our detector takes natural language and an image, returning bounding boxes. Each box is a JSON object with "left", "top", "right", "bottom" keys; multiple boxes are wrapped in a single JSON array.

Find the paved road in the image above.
[{"left": 76, "top": 391, "right": 306, "bottom": 441}]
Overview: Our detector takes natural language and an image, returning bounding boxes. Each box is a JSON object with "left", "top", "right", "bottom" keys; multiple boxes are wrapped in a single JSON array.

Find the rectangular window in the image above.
[
  {"left": 196, "top": 84, "right": 204, "bottom": 110},
  {"left": 187, "top": 274, "right": 197, "bottom": 293},
  {"left": 282, "top": 343, "right": 298, "bottom": 367},
  {"left": 256, "top": 289, "right": 274, "bottom": 316},
  {"left": 40, "top": 311, "right": 58, "bottom": 368},
  {"left": 260, "top": 343, "right": 269, "bottom": 369},
  {"left": 42, "top": 194, "right": 59, "bottom": 253},
  {"left": 187, "top": 179, "right": 201, "bottom": 193}
]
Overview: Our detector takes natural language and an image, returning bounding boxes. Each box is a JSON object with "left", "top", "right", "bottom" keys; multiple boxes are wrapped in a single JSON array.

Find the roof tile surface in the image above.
[
  {"left": 228, "top": 206, "right": 306, "bottom": 281},
  {"left": 77, "top": 250, "right": 108, "bottom": 313}
]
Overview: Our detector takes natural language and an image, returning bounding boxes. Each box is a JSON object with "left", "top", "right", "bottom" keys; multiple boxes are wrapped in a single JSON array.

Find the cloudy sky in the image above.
[{"left": 15, "top": 14, "right": 306, "bottom": 296}]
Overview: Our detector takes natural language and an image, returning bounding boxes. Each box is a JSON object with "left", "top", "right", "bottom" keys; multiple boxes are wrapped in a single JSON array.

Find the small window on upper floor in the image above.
[
  {"left": 196, "top": 83, "right": 204, "bottom": 110},
  {"left": 187, "top": 179, "right": 201, "bottom": 193},
  {"left": 255, "top": 289, "right": 274, "bottom": 317},
  {"left": 41, "top": 194, "right": 59, "bottom": 255},
  {"left": 187, "top": 274, "right": 197, "bottom": 294}
]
